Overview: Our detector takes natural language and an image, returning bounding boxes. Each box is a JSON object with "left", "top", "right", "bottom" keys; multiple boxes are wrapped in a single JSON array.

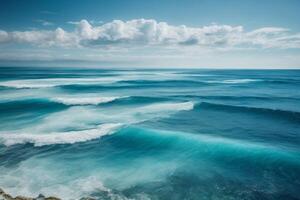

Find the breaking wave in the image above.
[
  {"left": 206, "top": 79, "right": 260, "bottom": 84},
  {"left": 0, "top": 77, "right": 121, "bottom": 89},
  {"left": 0, "top": 123, "right": 122, "bottom": 146},
  {"left": 50, "top": 96, "right": 126, "bottom": 105}
]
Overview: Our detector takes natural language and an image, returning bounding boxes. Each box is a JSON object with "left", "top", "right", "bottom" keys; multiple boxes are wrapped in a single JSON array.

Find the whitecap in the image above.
[
  {"left": 0, "top": 72, "right": 187, "bottom": 89},
  {"left": 111, "top": 101, "right": 195, "bottom": 124},
  {"left": 0, "top": 101, "right": 194, "bottom": 145},
  {"left": 0, "top": 77, "right": 121, "bottom": 89},
  {"left": 140, "top": 101, "right": 194, "bottom": 113},
  {"left": 51, "top": 96, "right": 125, "bottom": 105},
  {"left": 222, "top": 79, "right": 260, "bottom": 84},
  {"left": 0, "top": 171, "right": 115, "bottom": 200},
  {"left": 0, "top": 123, "right": 122, "bottom": 146},
  {"left": 206, "top": 79, "right": 260, "bottom": 84}
]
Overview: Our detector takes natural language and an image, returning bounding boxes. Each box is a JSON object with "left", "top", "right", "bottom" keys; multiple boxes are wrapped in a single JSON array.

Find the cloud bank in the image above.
[{"left": 0, "top": 19, "right": 300, "bottom": 49}]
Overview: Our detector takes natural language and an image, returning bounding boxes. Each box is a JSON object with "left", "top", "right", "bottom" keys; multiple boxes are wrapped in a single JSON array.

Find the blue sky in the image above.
[{"left": 0, "top": 0, "right": 300, "bottom": 68}]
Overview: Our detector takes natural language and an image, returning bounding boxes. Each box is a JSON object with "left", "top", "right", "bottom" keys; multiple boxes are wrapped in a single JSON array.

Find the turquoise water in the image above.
[{"left": 0, "top": 67, "right": 299, "bottom": 199}]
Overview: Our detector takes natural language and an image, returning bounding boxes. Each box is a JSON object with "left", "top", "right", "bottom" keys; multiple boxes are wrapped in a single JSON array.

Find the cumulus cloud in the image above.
[
  {"left": 0, "top": 28, "right": 78, "bottom": 47},
  {"left": 0, "top": 30, "right": 9, "bottom": 43},
  {"left": 0, "top": 18, "right": 299, "bottom": 49}
]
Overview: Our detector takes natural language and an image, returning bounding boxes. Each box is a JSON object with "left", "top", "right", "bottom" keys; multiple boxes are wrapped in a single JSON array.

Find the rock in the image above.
[
  {"left": 35, "top": 194, "right": 45, "bottom": 200},
  {"left": 0, "top": 189, "right": 61, "bottom": 200},
  {"left": 0, "top": 188, "right": 15, "bottom": 200},
  {"left": 14, "top": 196, "right": 33, "bottom": 200},
  {"left": 44, "top": 197, "right": 61, "bottom": 200}
]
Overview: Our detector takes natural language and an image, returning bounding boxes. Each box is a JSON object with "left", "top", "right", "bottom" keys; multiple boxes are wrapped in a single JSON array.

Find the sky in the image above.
[{"left": 0, "top": 0, "right": 300, "bottom": 68}]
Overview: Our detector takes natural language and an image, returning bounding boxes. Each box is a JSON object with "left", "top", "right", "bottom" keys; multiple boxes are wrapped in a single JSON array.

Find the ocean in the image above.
[{"left": 0, "top": 67, "right": 299, "bottom": 200}]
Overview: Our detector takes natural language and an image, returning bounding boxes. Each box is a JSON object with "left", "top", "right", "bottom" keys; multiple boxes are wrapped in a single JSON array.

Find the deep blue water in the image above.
[{"left": 0, "top": 67, "right": 299, "bottom": 200}]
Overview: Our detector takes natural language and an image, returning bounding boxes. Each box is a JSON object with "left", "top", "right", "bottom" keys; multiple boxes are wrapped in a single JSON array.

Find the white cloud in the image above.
[
  {"left": 7, "top": 28, "right": 78, "bottom": 47},
  {"left": 247, "top": 27, "right": 289, "bottom": 35},
  {"left": 35, "top": 19, "right": 54, "bottom": 26},
  {"left": 0, "top": 30, "right": 9, "bottom": 42},
  {"left": 67, "top": 21, "right": 81, "bottom": 25},
  {"left": 0, "top": 19, "right": 299, "bottom": 49},
  {"left": 68, "top": 20, "right": 104, "bottom": 25}
]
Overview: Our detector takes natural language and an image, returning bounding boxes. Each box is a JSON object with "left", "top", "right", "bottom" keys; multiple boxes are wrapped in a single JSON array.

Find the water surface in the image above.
[{"left": 0, "top": 67, "right": 299, "bottom": 200}]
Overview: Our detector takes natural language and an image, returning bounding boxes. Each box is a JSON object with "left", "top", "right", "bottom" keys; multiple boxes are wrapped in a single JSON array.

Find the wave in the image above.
[
  {"left": 1, "top": 125, "right": 299, "bottom": 200},
  {"left": 0, "top": 176, "right": 113, "bottom": 200},
  {"left": 0, "top": 123, "right": 122, "bottom": 146},
  {"left": 58, "top": 82, "right": 206, "bottom": 92},
  {"left": 50, "top": 96, "right": 127, "bottom": 106},
  {"left": 171, "top": 94, "right": 300, "bottom": 101},
  {"left": 0, "top": 77, "right": 120, "bottom": 89},
  {"left": 203, "top": 78, "right": 300, "bottom": 85},
  {"left": 0, "top": 96, "right": 168, "bottom": 113},
  {"left": 0, "top": 99, "right": 193, "bottom": 146},
  {"left": 118, "top": 79, "right": 206, "bottom": 86},
  {"left": 0, "top": 99, "right": 68, "bottom": 122},
  {"left": 114, "top": 126, "right": 300, "bottom": 165},
  {"left": 0, "top": 101, "right": 194, "bottom": 145},
  {"left": 0, "top": 79, "right": 76, "bottom": 89},
  {"left": 141, "top": 101, "right": 194, "bottom": 112},
  {"left": 0, "top": 73, "right": 189, "bottom": 89},
  {"left": 263, "top": 79, "right": 300, "bottom": 84},
  {"left": 0, "top": 81, "right": 60, "bottom": 89},
  {"left": 95, "top": 101, "right": 195, "bottom": 125},
  {"left": 198, "top": 102, "right": 300, "bottom": 122},
  {"left": 205, "top": 79, "right": 260, "bottom": 84},
  {"left": 103, "top": 96, "right": 171, "bottom": 106}
]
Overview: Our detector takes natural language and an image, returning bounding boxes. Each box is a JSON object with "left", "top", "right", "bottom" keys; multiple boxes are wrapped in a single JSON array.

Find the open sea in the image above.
[{"left": 0, "top": 67, "right": 299, "bottom": 200}]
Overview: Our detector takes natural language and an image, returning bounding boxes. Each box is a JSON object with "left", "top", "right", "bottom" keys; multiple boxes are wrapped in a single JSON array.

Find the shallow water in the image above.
[{"left": 0, "top": 67, "right": 300, "bottom": 200}]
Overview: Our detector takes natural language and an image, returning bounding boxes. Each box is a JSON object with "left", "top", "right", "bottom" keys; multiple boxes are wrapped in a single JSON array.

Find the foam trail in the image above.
[
  {"left": 0, "top": 123, "right": 122, "bottom": 146},
  {"left": 141, "top": 101, "right": 194, "bottom": 112},
  {"left": 0, "top": 77, "right": 121, "bottom": 89},
  {"left": 0, "top": 73, "right": 185, "bottom": 89},
  {"left": 0, "top": 101, "right": 194, "bottom": 135},
  {"left": 0, "top": 81, "right": 59, "bottom": 88},
  {"left": 207, "top": 79, "right": 260, "bottom": 84},
  {"left": 51, "top": 96, "right": 125, "bottom": 105},
  {"left": 0, "top": 172, "right": 113, "bottom": 200},
  {"left": 118, "top": 101, "right": 195, "bottom": 124}
]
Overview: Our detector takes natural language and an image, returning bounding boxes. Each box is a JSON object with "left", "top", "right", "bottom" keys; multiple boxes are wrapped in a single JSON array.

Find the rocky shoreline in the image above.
[{"left": 0, "top": 188, "right": 61, "bottom": 200}]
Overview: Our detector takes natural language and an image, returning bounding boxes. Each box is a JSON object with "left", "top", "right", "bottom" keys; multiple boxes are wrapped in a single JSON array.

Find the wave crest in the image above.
[
  {"left": 206, "top": 79, "right": 260, "bottom": 84},
  {"left": 0, "top": 123, "right": 122, "bottom": 146},
  {"left": 51, "top": 96, "right": 125, "bottom": 105},
  {"left": 198, "top": 102, "right": 300, "bottom": 122},
  {"left": 141, "top": 101, "right": 194, "bottom": 112}
]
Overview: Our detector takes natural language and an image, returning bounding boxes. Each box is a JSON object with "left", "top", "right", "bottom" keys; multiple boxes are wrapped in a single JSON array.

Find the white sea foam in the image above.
[
  {"left": 0, "top": 168, "right": 115, "bottom": 200},
  {"left": 0, "top": 101, "right": 194, "bottom": 146},
  {"left": 113, "top": 101, "right": 195, "bottom": 124},
  {"left": 91, "top": 101, "right": 195, "bottom": 124},
  {"left": 0, "top": 72, "right": 187, "bottom": 89},
  {"left": 222, "top": 79, "right": 260, "bottom": 84},
  {"left": 207, "top": 79, "right": 260, "bottom": 84},
  {"left": 0, "top": 72, "right": 184, "bottom": 89},
  {"left": 0, "top": 159, "right": 168, "bottom": 200},
  {"left": 0, "top": 77, "right": 121, "bottom": 89},
  {"left": 140, "top": 101, "right": 194, "bottom": 113},
  {"left": 0, "top": 123, "right": 122, "bottom": 146},
  {"left": 0, "top": 81, "right": 59, "bottom": 88},
  {"left": 51, "top": 96, "right": 124, "bottom": 105}
]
